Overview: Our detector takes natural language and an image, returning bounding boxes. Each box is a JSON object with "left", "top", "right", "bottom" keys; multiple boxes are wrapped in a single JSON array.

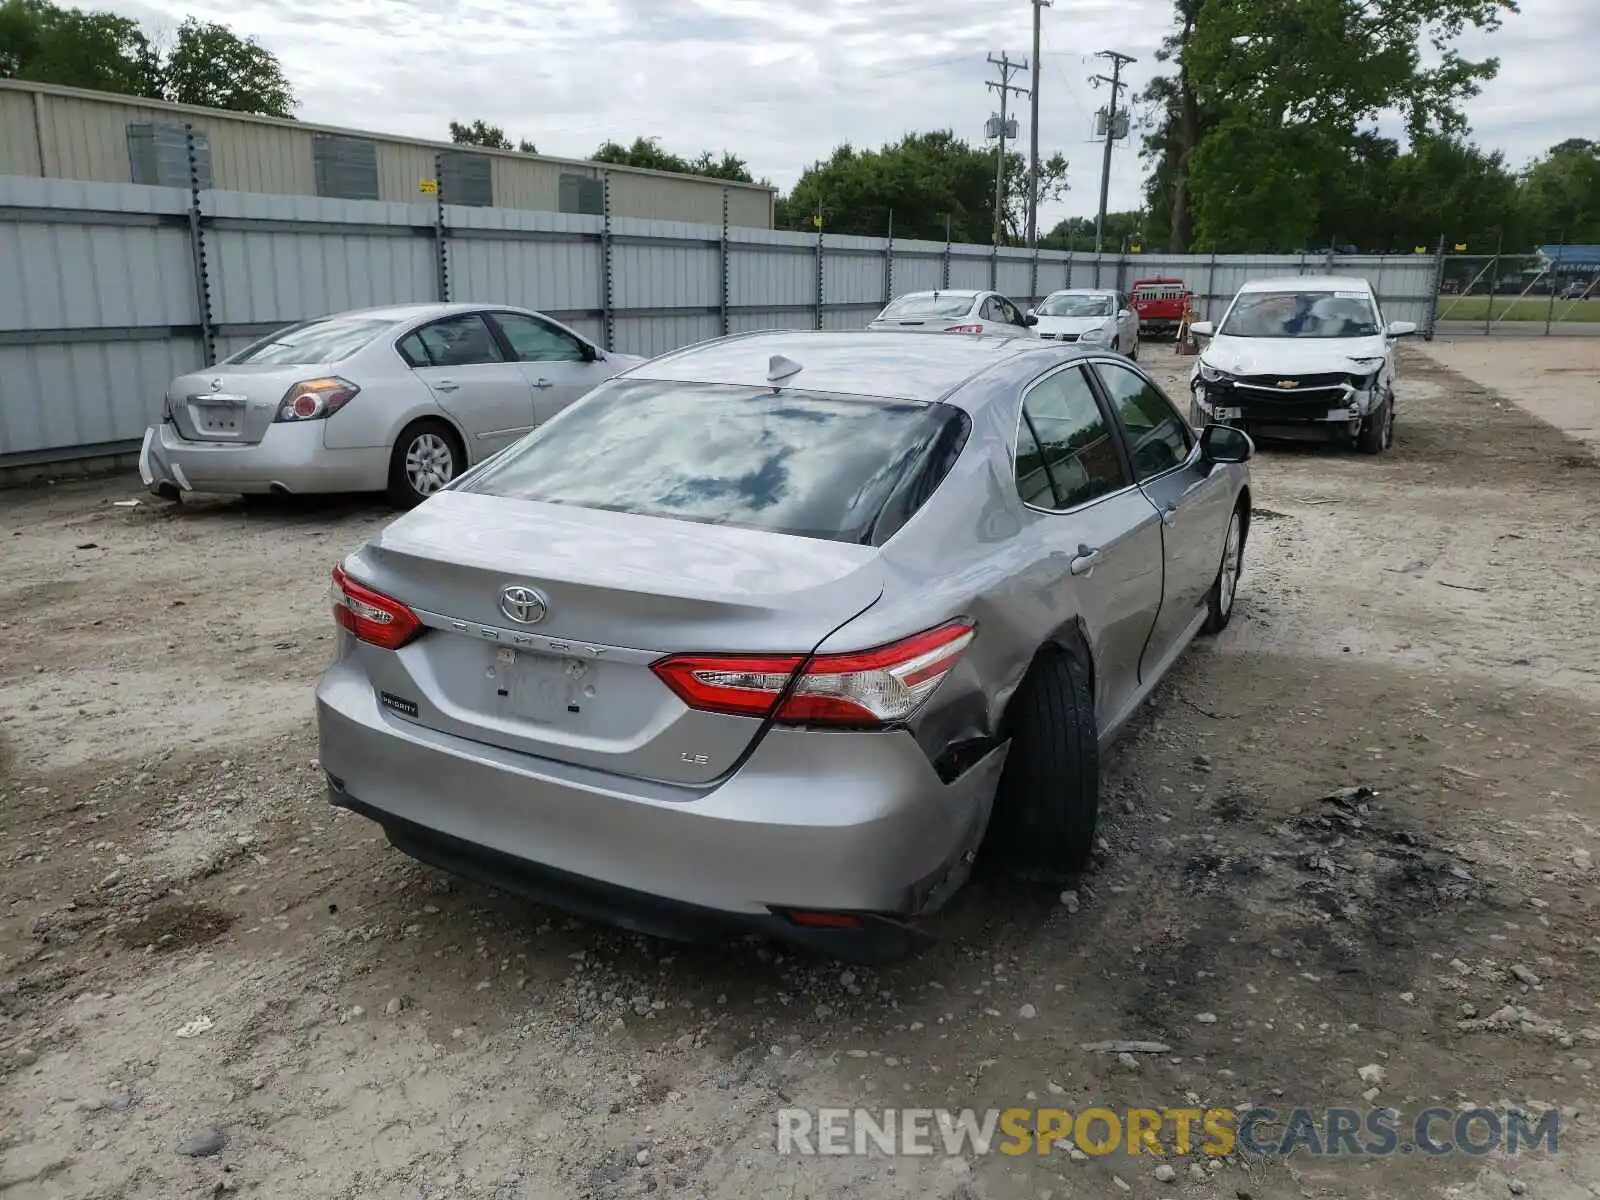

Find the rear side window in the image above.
[
  {"left": 1094, "top": 361, "right": 1192, "bottom": 480},
  {"left": 225, "top": 316, "right": 392, "bottom": 365},
  {"left": 405, "top": 314, "right": 505, "bottom": 368},
  {"left": 464, "top": 380, "right": 970, "bottom": 545},
  {"left": 1016, "top": 366, "right": 1129, "bottom": 511}
]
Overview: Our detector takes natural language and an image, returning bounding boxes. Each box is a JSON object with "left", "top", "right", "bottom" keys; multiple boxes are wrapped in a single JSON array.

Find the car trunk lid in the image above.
[
  {"left": 342, "top": 491, "right": 885, "bottom": 785},
  {"left": 165, "top": 365, "right": 328, "bottom": 444}
]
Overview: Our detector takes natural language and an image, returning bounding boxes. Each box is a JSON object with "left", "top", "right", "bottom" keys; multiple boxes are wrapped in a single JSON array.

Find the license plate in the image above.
[
  {"left": 1327, "top": 408, "right": 1353, "bottom": 420},
  {"left": 1214, "top": 406, "right": 1242, "bottom": 420},
  {"left": 197, "top": 405, "right": 244, "bottom": 433},
  {"left": 495, "top": 648, "right": 591, "bottom": 723}
]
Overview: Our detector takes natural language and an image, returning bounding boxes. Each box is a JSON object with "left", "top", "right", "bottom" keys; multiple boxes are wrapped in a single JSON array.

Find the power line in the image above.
[
  {"left": 1090, "top": 49, "right": 1136, "bottom": 253},
  {"left": 986, "top": 51, "right": 1030, "bottom": 247}
]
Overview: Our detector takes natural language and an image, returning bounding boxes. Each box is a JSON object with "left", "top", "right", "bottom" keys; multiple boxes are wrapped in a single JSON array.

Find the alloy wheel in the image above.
[{"left": 405, "top": 433, "right": 456, "bottom": 497}]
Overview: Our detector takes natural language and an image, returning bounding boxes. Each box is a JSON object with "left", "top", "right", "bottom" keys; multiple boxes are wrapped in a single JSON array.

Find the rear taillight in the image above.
[
  {"left": 945, "top": 323, "right": 984, "bottom": 335},
  {"left": 331, "top": 565, "right": 422, "bottom": 650},
  {"left": 276, "top": 377, "right": 359, "bottom": 423},
  {"left": 651, "top": 622, "right": 974, "bottom": 728}
]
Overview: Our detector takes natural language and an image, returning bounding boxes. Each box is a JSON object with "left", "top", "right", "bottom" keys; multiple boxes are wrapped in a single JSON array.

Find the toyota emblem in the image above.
[{"left": 500, "top": 585, "right": 548, "bottom": 625}]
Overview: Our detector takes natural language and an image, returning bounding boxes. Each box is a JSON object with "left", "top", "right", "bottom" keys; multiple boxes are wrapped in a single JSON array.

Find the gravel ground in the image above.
[{"left": 1, "top": 341, "right": 1598, "bottom": 1199}]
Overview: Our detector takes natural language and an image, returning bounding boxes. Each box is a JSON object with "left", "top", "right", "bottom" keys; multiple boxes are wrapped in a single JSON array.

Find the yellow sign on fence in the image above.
[{"left": 418, "top": 178, "right": 438, "bottom": 195}]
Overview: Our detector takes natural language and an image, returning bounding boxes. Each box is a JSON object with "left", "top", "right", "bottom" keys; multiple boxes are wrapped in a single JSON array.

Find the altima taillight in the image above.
[
  {"left": 651, "top": 622, "right": 975, "bottom": 727},
  {"left": 331, "top": 566, "right": 422, "bottom": 650},
  {"left": 276, "top": 377, "right": 360, "bottom": 423},
  {"left": 945, "top": 323, "right": 984, "bottom": 335}
]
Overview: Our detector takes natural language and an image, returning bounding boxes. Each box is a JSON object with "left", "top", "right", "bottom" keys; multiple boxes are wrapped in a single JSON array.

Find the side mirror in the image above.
[
  {"left": 1189, "top": 320, "right": 1216, "bottom": 339},
  {"left": 1200, "top": 423, "right": 1254, "bottom": 465},
  {"left": 1385, "top": 320, "right": 1417, "bottom": 338},
  {"left": 580, "top": 342, "right": 600, "bottom": 362},
  {"left": 1024, "top": 313, "right": 1039, "bottom": 327}
]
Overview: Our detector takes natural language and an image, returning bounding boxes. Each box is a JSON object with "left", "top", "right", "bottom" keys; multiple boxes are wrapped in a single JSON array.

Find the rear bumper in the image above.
[
  {"left": 140, "top": 420, "right": 389, "bottom": 496},
  {"left": 314, "top": 661, "right": 1005, "bottom": 943}
]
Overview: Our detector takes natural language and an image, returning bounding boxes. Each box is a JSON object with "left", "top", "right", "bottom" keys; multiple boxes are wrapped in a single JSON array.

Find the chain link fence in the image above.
[{"left": 1433, "top": 241, "right": 1600, "bottom": 336}]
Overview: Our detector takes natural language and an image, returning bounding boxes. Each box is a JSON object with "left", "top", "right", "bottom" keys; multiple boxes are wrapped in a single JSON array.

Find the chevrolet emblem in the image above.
[{"left": 1275, "top": 379, "right": 1300, "bottom": 389}]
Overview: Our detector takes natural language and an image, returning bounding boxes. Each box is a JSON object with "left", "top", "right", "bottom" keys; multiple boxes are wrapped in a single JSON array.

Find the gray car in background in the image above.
[
  {"left": 867, "top": 289, "right": 1039, "bottom": 338},
  {"left": 315, "top": 329, "right": 1253, "bottom": 961},
  {"left": 140, "top": 303, "right": 644, "bottom": 507}
]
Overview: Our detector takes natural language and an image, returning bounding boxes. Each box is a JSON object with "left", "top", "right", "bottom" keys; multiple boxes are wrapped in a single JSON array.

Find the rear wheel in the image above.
[
  {"left": 985, "top": 650, "right": 1099, "bottom": 880},
  {"left": 388, "top": 419, "right": 462, "bottom": 509},
  {"left": 1356, "top": 395, "right": 1394, "bottom": 455}
]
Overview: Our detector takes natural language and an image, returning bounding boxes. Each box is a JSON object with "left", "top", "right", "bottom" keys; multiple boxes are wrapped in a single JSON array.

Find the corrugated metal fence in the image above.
[{"left": 0, "top": 173, "right": 1444, "bottom": 467}]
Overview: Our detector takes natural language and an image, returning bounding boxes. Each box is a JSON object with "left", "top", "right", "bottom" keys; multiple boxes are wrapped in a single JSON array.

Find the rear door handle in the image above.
[
  {"left": 532, "top": 378, "right": 554, "bottom": 390},
  {"left": 1069, "top": 544, "right": 1101, "bottom": 577},
  {"left": 1160, "top": 503, "right": 1179, "bottom": 527},
  {"left": 433, "top": 379, "right": 459, "bottom": 393}
]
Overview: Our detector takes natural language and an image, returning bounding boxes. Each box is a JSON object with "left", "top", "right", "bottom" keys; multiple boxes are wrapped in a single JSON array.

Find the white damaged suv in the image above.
[{"left": 1187, "top": 276, "right": 1417, "bottom": 454}]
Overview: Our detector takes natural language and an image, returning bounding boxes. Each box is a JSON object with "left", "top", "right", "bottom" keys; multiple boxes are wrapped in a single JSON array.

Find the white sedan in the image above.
[
  {"left": 1188, "top": 276, "right": 1417, "bottom": 454},
  {"left": 140, "top": 303, "right": 645, "bottom": 506},
  {"left": 867, "top": 290, "right": 1038, "bottom": 338},
  {"left": 1028, "top": 289, "right": 1140, "bottom": 356}
]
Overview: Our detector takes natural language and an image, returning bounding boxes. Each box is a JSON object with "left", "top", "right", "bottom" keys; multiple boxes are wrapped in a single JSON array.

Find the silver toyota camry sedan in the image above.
[
  {"left": 315, "top": 329, "right": 1254, "bottom": 961},
  {"left": 140, "top": 303, "right": 644, "bottom": 507}
]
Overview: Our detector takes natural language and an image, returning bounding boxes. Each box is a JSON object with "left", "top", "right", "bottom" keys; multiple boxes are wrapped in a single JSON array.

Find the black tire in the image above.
[
  {"left": 1355, "top": 395, "right": 1394, "bottom": 455},
  {"left": 1201, "top": 502, "right": 1246, "bottom": 635},
  {"left": 985, "top": 650, "right": 1099, "bottom": 880},
  {"left": 387, "top": 419, "right": 462, "bottom": 509}
]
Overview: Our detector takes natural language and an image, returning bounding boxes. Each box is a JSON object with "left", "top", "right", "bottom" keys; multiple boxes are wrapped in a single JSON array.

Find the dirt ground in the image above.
[{"left": 2, "top": 340, "right": 1598, "bottom": 1200}]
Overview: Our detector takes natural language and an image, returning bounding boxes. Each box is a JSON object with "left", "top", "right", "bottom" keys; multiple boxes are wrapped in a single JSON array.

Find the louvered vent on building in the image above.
[
  {"left": 438, "top": 150, "right": 493, "bottom": 207},
  {"left": 127, "top": 122, "right": 211, "bottom": 189},
  {"left": 312, "top": 134, "right": 380, "bottom": 200},
  {"left": 559, "top": 173, "right": 605, "bottom": 216}
]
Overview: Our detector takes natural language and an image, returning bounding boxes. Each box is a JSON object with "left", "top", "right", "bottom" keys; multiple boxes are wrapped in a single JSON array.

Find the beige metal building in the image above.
[{"left": 0, "top": 80, "right": 775, "bottom": 228}]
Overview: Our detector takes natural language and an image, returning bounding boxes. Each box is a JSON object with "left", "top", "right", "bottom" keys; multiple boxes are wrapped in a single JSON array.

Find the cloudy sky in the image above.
[{"left": 112, "top": 0, "right": 1595, "bottom": 229}]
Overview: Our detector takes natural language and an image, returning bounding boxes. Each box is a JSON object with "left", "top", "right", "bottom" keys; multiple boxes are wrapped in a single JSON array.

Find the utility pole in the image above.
[
  {"left": 986, "top": 51, "right": 1029, "bottom": 247},
  {"left": 1091, "top": 49, "right": 1136, "bottom": 254},
  {"left": 1027, "top": 0, "right": 1051, "bottom": 248}
]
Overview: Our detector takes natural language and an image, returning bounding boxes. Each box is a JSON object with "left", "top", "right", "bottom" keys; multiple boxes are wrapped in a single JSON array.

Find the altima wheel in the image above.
[{"left": 388, "top": 419, "right": 461, "bottom": 508}]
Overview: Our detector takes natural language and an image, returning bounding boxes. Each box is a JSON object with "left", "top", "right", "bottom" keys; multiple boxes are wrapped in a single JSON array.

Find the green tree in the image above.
[
  {"left": 160, "top": 17, "right": 293, "bottom": 117},
  {"left": 590, "top": 136, "right": 753, "bottom": 183},
  {"left": 779, "top": 131, "right": 1066, "bottom": 243},
  {"left": 1519, "top": 139, "right": 1600, "bottom": 244},
  {"left": 1143, "top": 0, "right": 1516, "bottom": 251},
  {"left": 0, "top": 1, "right": 294, "bottom": 117},
  {"left": 448, "top": 119, "right": 537, "bottom": 152},
  {"left": 0, "top": 0, "right": 158, "bottom": 95},
  {"left": 1043, "top": 211, "right": 1146, "bottom": 251}
]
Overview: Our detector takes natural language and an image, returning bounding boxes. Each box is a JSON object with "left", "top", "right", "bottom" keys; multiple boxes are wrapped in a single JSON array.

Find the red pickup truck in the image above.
[{"left": 1130, "top": 277, "right": 1192, "bottom": 338}]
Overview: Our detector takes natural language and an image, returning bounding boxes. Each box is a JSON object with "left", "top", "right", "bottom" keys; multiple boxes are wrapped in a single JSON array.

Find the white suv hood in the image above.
[{"left": 1200, "top": 333, "right": 1388, "bottom": 377}]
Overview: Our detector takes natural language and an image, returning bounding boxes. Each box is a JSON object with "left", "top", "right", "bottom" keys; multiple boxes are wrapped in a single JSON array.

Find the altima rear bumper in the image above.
[
  {"left": 139, "top": 421, "right": 389, "bottom": 496},
  {"left": 314, "top": 661, "right": 1005, "bottom": 952}
]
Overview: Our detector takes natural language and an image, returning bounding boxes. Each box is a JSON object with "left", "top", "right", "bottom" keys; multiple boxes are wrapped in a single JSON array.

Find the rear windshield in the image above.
[
  {"left": 877, "top": 293, "right": 976, "bottom": 320},
  {"left": 462, "top": 380, "right": 970, "bottom": 544},
  {"left": 225, "top": 316, "right": 394, "bottom": 365}
]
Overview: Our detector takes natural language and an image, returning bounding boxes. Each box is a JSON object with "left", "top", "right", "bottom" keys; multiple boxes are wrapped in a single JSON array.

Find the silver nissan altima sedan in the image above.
[
  {"left": 140, "top": 303, "right": 644, "bottom": 507},
  {"left": 314, "top": 329, "right": 1254, "bottom": 961}
]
